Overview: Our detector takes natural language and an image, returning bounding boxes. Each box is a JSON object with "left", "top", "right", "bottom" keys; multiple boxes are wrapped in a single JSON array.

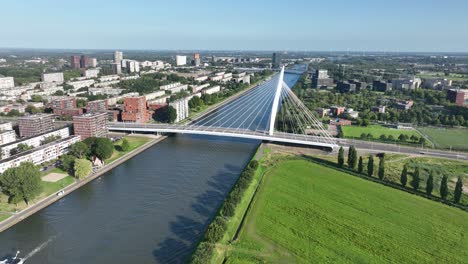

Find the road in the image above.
[{"left": 338, "top": 138, "right": 468, "bottom": 161}]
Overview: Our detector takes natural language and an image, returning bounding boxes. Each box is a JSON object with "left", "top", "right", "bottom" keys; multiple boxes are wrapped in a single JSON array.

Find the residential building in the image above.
[
  {"left": 395, "top": 100, "right": 414, "bottom": 110},
  {"left": 233, "top": 72, "right": 251, "bottom": 84},
  {"left": 0, "top": 130, "right": 17, "bottom": 146},
  {"left": 193, "top": 53, "right": 201, "bottom": 66},
  {"left": 70, "top": 55, "right": 81, "bottom": 69},
  {"left": 312, "top": 70, "right": 334, "bottom": 88},
  {"left": 18, "top": 114, "right": 55, "bottom": 137},
  {"left": 83, "top": 68, "right": 100, "bottom": 78},
  {"left": 371, "top": 106, "right": 386, "bottom": 113},
  {"left": 114, "top": 51, "right": 123, "bottom": 64},
  {"left": 423, "top": 78, "right": 452, "bottom": 90},
  {"left": 89, "top": 58, "right": 98, "bottom": 67},
  {"left": 0, "top": 77, "right": 14, "bottom": 89},
  {"left": 346, "top": 108, "right": 359, "bottom": 119},
  {"left": 73, "top": 112, "right": 108, "bottom": 139},
  {"left": 144, "top": 90, "right": 166, "bottom": 101},
  {"left": 0, "top": 136, "right": 80, "bottom": 173},
  {"left": 41, "top": 72, "right": 64, "bottom": 84},
  {"left": 202, "top": 86, "right": 221, "bottom": 95},
  {"left": 88, "top": 87, "right": 123, "bottom": 96},
  {"left": 336, "top": 81, "right": 356, "bottom": 93},
  {"left": 315, "top": 108, "right": 330, "bottom": 118},
  {"left": 1, "top": 127, "right": 70, "bottom": 159},
  {"left": 391, "top": 78, "right": 422, "bottom": 90},
  {"left": 86, "top": 100, "right": 108, "bottom": 113},
  {"left": 330, "top": 106, "right": 345, "bottom": 116},
  {"left": 373, "top": 80, "right": 392, "bottom": 92},
  {"left": 169, "top": 98, "right": 189, "bottom": 123},
  {"left": 112, "top": 63, "right": 122, "bottom": 75},
  {"left": 192, "top": 84, "right": 210, "bottom": 93},
  {"left": 272, "top": 52, "right": 282, "bottom": 68},
  {"left": 167, "top": 84, "right": 188, "bottom": 94},
  {"left": 80, "top": 55, "right": 89, "bottom": 68},
  {"left": 67, "top": 79, "right": 95, "bottom": 90},
  {"left": 51, "top": 97, "right": 83, "bottom": 117},
  {"left": 0, "top": 122, "right": 13, "bottom": 131},
  {"left": 126, "top": 60, "right": 140, "bottom": 73},
  {"left": 447, "top": 88, "right": 468, "bottom": 106},
  {"left": 160, "top": 82, "right": 182, "bottom": 90},
  {"left": 121, "top": 96, "right": 151, "bottom": 123},
  {"left": 348, "top": 79, "right": 367, "bottom": 91},
  {"left": 176, "top": 55, "right": 187, "bottom": 66}
]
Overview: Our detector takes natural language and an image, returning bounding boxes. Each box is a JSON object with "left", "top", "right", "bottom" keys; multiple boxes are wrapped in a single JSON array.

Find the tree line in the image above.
[
  {"left": 190, "top": 160, "right": 259, "bottom": 264},
  {"left": 338, "top": 146, "right": 464, "bottom": 204}
]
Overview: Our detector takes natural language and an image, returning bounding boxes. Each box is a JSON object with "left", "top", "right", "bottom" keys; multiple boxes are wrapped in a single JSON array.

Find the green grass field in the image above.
[
  {"left": 226, "top": 159, "right": 468, "bottom": 263},
  {"left": 342, "top": 124, "right": 421, "bottom": 139},
  {"left": 416, "top": 72, "right": 468, "bottom": 82},
  {"left": 419, "top": 127, "right": 468, "bottom": 151},
  {"left": 106, "top": 136, "right": 152, "bottom": 163}
]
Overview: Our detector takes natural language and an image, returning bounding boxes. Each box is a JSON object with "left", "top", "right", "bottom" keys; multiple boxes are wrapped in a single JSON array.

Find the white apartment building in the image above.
[
  {"left": 120, "top": 75, "right": 140, "bottom": 81},
  {"left": 83, "top": 68, "right": 100, "bottom": 78},
  {"left": 167, "top": 84, "right": 188, "bottom": 94},
  {"left": 145, "top": 90, "right": 166, "bottom": 101},
  {"left": 0, "top": 130, "right": 17, "bottom": 146},
  {"left": 148, "top": 95, "right": 170, "bottom": 105},
  {"left": 112, "top": 63, "right": 122, "bottom": 75},
  {"left": 126, "top": 60, "right": 140, "bottom": 73},
  {"left": 192, "top": 84, "right": 210, "bottom": 93},
  {"left": 67, "top": 79, "right": 95, "bottom": 90},
  {"left": 160, "top": 82, "right": 181, "bottom": 90},
  {"left": 202, "top": 86, "right": 221, "bottom": 95},
  {"left": 114, "top": 51, "right": 123, "bottom": 64},
  {"left": 169, "top": 98, "right": 189, "bottom": 122},
  {"left": 1, "top": 127, "right": 70, "bottom": 159},
  {"left": 106, "top": 92, "right": 139, "bottom": 105},
  {"left": 0, "top": 77, "right": 14, "bottom": 89},
  {"left": 88, "top": 87, "right": 124, "bottom": 96},
  {"left": 194, "top": 76, "right": 209, "bottom": 82},
  {"left": 41, "top": 72, "right": 64, "bottom": 84},
  {"left": 0, "top": 122, "right": 13, "bottom": 131},
  {"left": 0, "top": 136, "right": 80, "bottom": 173},
  {"left": 176, "top": 55, "right": 187, "bottom": 66},
  {"left": 94, "top": 81, "right": 120, "bottom": 87},
  {"left": 99, "top": 75, "right": 120, "bottom": 82}
]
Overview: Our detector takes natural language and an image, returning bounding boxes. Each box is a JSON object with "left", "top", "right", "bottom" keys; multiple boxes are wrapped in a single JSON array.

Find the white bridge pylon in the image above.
[{"left": 269, "top": 66, "right": 285, "bottom": 136}]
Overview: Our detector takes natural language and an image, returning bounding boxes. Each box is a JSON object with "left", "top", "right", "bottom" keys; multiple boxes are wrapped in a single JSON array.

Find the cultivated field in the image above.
[
  {"left": 418, "top": 127, "right": 468, "bottom": 151},
  {"left": 342, "top": 124, "right": 421, "bottom": 139},
  {"left": 226, "top": 159, "right": 468, "bottom": 263}
]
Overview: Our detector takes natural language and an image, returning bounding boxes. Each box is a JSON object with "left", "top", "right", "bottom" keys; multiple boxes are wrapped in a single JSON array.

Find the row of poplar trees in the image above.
[{"left": 337, "top": 146, "right": 464, "bottom": 204}]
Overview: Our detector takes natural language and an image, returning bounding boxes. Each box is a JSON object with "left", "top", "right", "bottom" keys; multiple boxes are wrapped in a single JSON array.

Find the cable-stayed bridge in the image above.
[{"left": 109, "top": 67, "right": 339, "bottom": 150}]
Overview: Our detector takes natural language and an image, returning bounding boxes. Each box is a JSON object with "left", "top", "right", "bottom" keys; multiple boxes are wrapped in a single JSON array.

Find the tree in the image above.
[
  {"left": 419, "top": 137, "right": 426, "bottom": 145},
  {"left": 337, "top": 147, "right": 344, "bottom": 168},
  {"left": 410, "top": 135, "right": 418, "bottom": 142},
  {"left": 378, "top": 156, "right": 385, "bottom": 180},
  {"left": 357, "top": 156, "right": 363, "bottom": 174},
  {"left": 379, "top": 134, "right": 387, "bottom": 141},
  {"left": 398, "top": 134, "right": 407, "bottom": 142},
  {"left": 360, "top": 133, "right": 367, "bottom": 139},
  {"left": 367, "top": 155, "right": 374, "bottom": 177},
  {"left": 74, "top": 159, "right": 92, "bottom": 179},
  {"left": 425, "top": 171, "right": 434, "bottom": 195},
  {"left": 70, "top": 141, "right": 89, "bottom": 159},
  {"left": 0, "top": 162, "right": 42, "bottom": 204},
  {"left": 94, "top": 138, "right": 114, "bottom": 161},
  {"left": 347, "top": 146, "right": 357, "bottom": 169},
  {"left": 454, "top": 176, "right": 463, "bottom": 203},
  {"left": 440, "top": 175, "right": 448, "bottom": 200},
  {"left": 121, "top": 138, "right": 130, "bottom": 152},
  {"left": 25, "top": 105, "right": 41, "bottom": 114},
  {"left": 411, "top": 167, "right": 420, "bottom": 191},
  {"left": 400, "top": 164, "right": 408, "bottom": 187},
  {"left": 167, "top": 106, "right": 177, "bottom": 123},
  {"left": 60, "top": 154, "right": 75, "bottom": 174}
]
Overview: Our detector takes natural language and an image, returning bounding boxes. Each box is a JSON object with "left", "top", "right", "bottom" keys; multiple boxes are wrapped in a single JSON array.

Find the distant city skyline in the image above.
[{"left": 1, "top": 0, "right": 468, "bottom": 52}]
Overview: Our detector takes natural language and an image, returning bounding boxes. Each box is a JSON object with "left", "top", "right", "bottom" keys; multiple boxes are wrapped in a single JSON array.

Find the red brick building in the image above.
[
  {"left": 447, "top": 89, "right": 468, "bottom": 106},
  {"left": 73, "top": 112, "right": 108, "bottom": 140},
  {"left": 330, "top": 106, "right": 346, "bottom": 116},
  {"left": 51, "top": 97, "right": 83, "bottom": 117},
  {"left": 121, "top": 96, "right": 151, "bottom": 123},
  {"left": 86, "top": 100, "right": 108, "bottom": 113}
]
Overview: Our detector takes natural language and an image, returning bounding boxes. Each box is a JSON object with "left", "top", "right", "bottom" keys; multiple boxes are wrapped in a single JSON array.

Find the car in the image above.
[{"left": 57, "top": 190, "right": 65, "bottom": 196}]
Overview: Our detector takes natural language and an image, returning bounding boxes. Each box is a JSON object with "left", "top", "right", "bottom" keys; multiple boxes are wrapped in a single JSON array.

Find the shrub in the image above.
[
  {"left": 190, "top": 242, "right": 214, "bottom": 264},
  {"left": 204, "top": 216, "right": 227, "bottom": 243}
]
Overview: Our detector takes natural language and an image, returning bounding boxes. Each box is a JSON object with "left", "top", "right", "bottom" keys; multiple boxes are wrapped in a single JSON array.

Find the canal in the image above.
[{"left": 0, "top": 72, "right": 301, "bottom": 263}]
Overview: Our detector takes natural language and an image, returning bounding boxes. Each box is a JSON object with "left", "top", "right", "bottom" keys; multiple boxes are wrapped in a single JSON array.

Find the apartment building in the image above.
[
  {"left": 73, "top": 113, "right": 108, "bottom": 139},
  {"left": 0, "top": 136, "right": 80, "bottom": 173},
  {"left": 0, "top": 130, "right": 17, "bottom": 146},
  {"left": 0, "top": 122, "right": 13, "bottom": 131},
  {"left": 0, "top": 77, "right": 14, "bottom": 89},
  {"left": 41, "top": 72, "right": 64, "bottom": 84},
  {"left": 18, "top": 114, "right": 55, "bottom": 137},
  {"left": 86, "top": 100, "right": 108, "bottom": 113},
  {"left": 169, "top": 98, "right": 189, "bottom": 123},
  {"left": 121, "top": 96, "right": 151, "bottom": 123},
  {"left": 1, "top": 127, "right": 70, "bottom": 159}
]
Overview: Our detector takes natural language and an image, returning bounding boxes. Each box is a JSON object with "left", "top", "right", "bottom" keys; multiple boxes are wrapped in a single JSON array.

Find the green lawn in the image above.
[
  {"left": 106, "top": 136, "right": 152, "bottom": 163},
  {"left": 416, "top": 72, "right": 468, "bottom": 82},
  {"left": 342, "top": 124, "right": 421, "bottom": 139},
  {"left": 419, "top": 127, "right": 468, "bottom": 151},
  {"left": 0, "top": 168, "right": 75, "bottom": 213},
  {"left": 226, "top": 159, "right": 468, "bottom": 263},
  {"left": 0, "top": 214, "right": 11, "bottom": 222}
]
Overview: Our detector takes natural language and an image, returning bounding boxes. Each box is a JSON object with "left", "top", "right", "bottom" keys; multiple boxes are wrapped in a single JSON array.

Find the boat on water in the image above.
[{"left": 0, "top": 251, "right": 24, "bottom": 264}]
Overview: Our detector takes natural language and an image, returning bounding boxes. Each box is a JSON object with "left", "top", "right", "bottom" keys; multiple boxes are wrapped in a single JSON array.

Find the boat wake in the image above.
[{"left": 23, "top": 237, "right": 54, "bottom": 261}]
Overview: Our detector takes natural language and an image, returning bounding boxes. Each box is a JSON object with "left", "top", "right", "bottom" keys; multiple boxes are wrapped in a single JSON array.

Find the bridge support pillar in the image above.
[{"left": 268, "top": 66, "right": 285, "bottom": 136}]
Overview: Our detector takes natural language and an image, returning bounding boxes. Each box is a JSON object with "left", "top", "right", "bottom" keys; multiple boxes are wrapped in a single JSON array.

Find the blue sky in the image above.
[{"left": 1, "top": 0, "right": 467, "bottom": 51}]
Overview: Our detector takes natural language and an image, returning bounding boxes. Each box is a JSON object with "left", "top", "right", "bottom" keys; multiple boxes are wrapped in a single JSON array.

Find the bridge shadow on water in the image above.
[{"left": 152, "top": 163, "right": 243, "bottom": 264}]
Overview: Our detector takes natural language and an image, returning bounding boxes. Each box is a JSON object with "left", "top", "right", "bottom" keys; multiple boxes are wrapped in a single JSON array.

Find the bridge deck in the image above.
[{"left": 108, "top": 122, "right": 338, "bottom": 149}]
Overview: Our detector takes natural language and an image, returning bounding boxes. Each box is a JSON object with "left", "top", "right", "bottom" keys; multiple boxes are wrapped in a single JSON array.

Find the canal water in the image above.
[{"left": 0, "top": 72, "right": 301, "bottom": 263}]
